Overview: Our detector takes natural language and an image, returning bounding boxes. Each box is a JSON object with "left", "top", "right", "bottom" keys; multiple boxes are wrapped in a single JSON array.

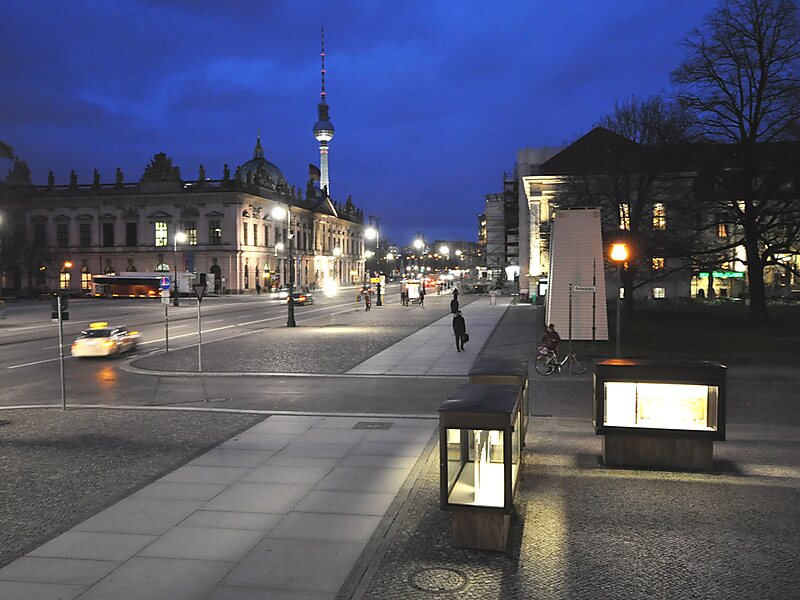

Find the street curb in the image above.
[
  {"left": 120, "top": 360, "right": 469, "bottom": 380},
  {"left": 0, "top": 404, "right": 440, "bottom": 420}
]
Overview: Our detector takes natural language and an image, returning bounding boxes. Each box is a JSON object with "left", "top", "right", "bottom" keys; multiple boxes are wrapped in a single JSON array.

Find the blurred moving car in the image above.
[
  {"left": 270, "top": 287, "right": 290, "bottom": 300},
  {"left": 288, "top": 292, "right": 314, "bottom": 305},
  {"left": 71, "top": 322, "right": 140, "bottom": 357}
]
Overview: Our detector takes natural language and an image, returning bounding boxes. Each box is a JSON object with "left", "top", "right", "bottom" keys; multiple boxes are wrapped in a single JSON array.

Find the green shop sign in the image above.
[{"left": 697, "top": 271, "right": 745, "bottom": 279}]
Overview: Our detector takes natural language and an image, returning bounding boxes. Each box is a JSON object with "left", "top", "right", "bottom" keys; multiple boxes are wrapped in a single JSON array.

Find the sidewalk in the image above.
[{"left": 0, "top": 297, "right": 517, "bottom": 599}]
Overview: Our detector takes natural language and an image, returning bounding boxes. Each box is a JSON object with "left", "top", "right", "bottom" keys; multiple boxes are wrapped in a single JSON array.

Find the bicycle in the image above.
[{"left": 534, "top": 346, "right": 589, "bottom": 376}]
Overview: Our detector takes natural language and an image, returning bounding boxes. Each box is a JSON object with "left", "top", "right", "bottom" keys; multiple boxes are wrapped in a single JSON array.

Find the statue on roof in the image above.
[
  {"left": 7, "top": 157, "right": 32, "bottom": 185},
  {"left": 198, "top": 164, "right": 206, "bottom": 182},
  {"left": 47, "top": 170, "right": 55, "bottom": 189},
  {"left": 69, "top": 170, "right": 77, "bottom": 188},
  {"left": 141, "top": 152, "right": 181, "bottom": 183},
  {"left": 345, "top": 195, "right": 354, "bottom": 214},
  {"left": 115, "top": 167, "right": 124, "bottom": 187},
  {"left": 92, "top": 169, "right": 100, "bottom": 187},
  {"left": 223, "top": 164, "right": 230, "bottom": 180}
]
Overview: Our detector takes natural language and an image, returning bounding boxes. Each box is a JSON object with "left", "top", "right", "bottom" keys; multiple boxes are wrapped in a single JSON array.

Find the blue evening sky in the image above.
[{"left": 1, "top": 0, "right": 720, "bottom": 244}]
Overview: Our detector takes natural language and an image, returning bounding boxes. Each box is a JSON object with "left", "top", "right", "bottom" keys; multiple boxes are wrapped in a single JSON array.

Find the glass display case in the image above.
[
  {"left": 593, "top": 359, "right": 726, "bottom": 470},
  {"left": 468, "top": 357, "right": 529, "bottom": 443},
  {"left": 439, "top": 383, "right": 523, "bottom": 551}
]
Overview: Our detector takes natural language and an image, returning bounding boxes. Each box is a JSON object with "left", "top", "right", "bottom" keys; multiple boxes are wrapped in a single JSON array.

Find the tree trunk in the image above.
[{"left": 744, "top": 239, "right": 769, "bottom": 324}]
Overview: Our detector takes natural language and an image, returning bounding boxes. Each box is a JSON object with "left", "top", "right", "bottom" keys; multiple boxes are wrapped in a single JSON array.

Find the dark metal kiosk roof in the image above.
[{"left": 439, "top": 383, "right": 521, "bottom": 417}]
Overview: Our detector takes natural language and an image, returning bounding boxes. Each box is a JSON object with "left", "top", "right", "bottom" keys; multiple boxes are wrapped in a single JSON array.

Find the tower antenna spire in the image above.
[{"left": 320, "top": 26, "right": 326, "bottom": 103}]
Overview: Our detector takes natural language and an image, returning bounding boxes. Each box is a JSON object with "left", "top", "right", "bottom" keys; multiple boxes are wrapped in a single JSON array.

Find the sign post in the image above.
[
  {"left": 192, "top": 283, "right": 207, "bottom": 374},
  {"left": 54, "top": 294, "right": 67, "bottom": 410},
  {"left": 160, "top": 277, "right": 171, "bottom": 353}
]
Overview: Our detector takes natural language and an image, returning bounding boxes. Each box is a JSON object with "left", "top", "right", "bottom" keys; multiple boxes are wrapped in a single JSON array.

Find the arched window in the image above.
[
  {"left": 244, "top": 263, "right": 249, "bottom": 289},
  {"left": 81, "top": 266, "right": 91, "bottom": 291},
  {"left": 60, "top": 266, "right": 71, "bottom": 290},
  {"left": 154, "top": 262, "right": 170, "bottom": 272}
]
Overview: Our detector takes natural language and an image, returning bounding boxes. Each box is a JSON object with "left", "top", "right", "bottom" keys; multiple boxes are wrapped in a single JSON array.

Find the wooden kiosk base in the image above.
[
  {"left": 452, "top": 511, "right": 510, "bottom": 552},
  {"left": 603, "top": 434, "right": 713, "bottom": 470}
]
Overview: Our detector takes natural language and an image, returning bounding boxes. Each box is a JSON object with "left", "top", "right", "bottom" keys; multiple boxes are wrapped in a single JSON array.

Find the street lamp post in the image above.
[
  {"left": 610, "top": 243, "right": 628, "bottom": 358},
  {"left": 173, "top": 231, "right": 187, "bottom": 306},
  {"left": 272, "top": 206, "right": 295, "bottom": 327}
]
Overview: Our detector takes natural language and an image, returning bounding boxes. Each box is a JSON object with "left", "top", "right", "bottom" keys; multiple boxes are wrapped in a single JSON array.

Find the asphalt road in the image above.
[{"left": 0, "top": 285, "right": 469, "bottom": 414}]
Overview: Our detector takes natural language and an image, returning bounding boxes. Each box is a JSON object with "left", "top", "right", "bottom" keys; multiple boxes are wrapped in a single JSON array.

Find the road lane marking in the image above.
[{"left": 9, "top": 356, "right": 75, "bottom": 369}]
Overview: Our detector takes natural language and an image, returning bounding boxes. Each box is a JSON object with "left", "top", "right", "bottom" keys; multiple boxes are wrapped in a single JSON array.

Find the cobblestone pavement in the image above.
[
  {"left": 133, "top": 294, "right": 476, "bottom": 374},
  {"left": 0, "top": 408, "right": 265, "bottom": 569},
  {"left": 352, "top": 417, "right": 800, "bottom": 600}
]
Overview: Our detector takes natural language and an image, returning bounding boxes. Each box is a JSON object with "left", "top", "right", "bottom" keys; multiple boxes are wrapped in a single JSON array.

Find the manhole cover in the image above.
[
  {"left": 408, "top": 567, "right": 468, "bottom": 593},
  {"left": 352, "top": 421, "right": 393, "bottom": 430}
]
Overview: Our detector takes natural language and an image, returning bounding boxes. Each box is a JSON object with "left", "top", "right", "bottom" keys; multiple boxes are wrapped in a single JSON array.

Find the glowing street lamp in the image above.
[
  {"left": 173, "top": 231, "right": 187, "bottom": 306},
  {"left": 610, "top": 243, "right": 629, "bottom": 358},
  {"left": 413, "top": 238, "right": 423, "bottom": 250},
  {"left": 272, "top": 205, "right": 295, "bottom": 327}
]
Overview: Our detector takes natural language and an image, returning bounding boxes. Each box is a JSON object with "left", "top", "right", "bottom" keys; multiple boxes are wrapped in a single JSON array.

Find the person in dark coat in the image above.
[
  {"left": 418, "top": 285, "right": 425, "bottom": 308},
  {"left": 452, "top": 310, "right": 467, "bottom": 352},
  {"left": 453, "top": 288, "right": 459, "bottom": 301},
  {"left": 450, "top": 296, "right": 459, "bottom": 314}
]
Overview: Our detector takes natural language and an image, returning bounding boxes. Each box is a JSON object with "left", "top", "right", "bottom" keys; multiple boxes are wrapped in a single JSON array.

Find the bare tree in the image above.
[
  {"left": 554, "top": 96, "right": 693, "bottom": 310},
  {"left": 672, "top": 0, "right": 800, "bottom": 323}
]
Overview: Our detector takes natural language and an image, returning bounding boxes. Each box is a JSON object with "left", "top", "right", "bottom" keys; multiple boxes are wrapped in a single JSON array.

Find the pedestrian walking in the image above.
[
  {"left": 401, "top": 288, "right": 408, "bottom": 306},
  {"left": 452, "top": 310, "right": 467, "bottom": 352},
  {"left": 364, "top": 290, "right": 372, "bottom": 311},
  {"left": 255, "top": 281, "right": 261, "bottom": 295},
  {"left": 453, "top": 287, "right": 459, "bottom": 301},
  {"left": 450, "top": 296, "right": 459, "bottom": 314},
  {"left": 419, "top": 286, "right": 425, "bottom": 308}
]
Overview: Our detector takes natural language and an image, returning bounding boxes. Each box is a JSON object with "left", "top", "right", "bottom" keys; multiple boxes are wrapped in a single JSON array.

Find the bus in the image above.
[
  {"left": 91, "top": 273, "right": 165, "bottom": 298},
  {"left": 91, "top": 272, "right": 211, "bottom": 298}
]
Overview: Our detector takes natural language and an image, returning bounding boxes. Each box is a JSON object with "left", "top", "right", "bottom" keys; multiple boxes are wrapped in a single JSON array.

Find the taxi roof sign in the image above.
[{"left": 89, "top": 322, "right": 109, "bottom": 329}]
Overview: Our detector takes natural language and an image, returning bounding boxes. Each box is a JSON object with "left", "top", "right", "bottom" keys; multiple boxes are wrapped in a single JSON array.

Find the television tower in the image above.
[{"left": 313, "top": 27, "right": 334, "bottom": 196}]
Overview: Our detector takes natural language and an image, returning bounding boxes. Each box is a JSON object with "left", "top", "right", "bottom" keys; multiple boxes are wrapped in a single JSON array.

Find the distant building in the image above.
[{"left": 0, "top": 142, "right": 365, "bottom": 295}]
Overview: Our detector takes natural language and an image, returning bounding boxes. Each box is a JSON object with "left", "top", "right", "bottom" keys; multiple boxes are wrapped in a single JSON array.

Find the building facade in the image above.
[{"left": 0, "top": 142, "right": 365, "bottom": 295}]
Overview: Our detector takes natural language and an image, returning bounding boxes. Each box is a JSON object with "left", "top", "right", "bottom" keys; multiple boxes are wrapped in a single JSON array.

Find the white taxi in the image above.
[{"left": 71, "top": 322, "right": 141, "bottom": 357}]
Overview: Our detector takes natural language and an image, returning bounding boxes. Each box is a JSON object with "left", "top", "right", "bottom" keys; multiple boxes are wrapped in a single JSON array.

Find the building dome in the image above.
[{"left": 238, "top": 137, "right": 287, "bottom": 188}]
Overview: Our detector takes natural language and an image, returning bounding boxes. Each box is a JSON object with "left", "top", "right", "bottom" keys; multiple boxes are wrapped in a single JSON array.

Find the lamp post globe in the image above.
[
  {"left": 173, "top": 231, "right": 188, "bottom": 306},
  {"left": 610, "top": 243, "right": 629, "bottom": 358}
]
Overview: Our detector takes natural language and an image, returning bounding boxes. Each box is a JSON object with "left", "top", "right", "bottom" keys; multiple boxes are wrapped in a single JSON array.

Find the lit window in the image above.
[
  {"left": 81, "top": 266, "right": 91, "bottom": 291},
  {"left": 184, "top": 221, "right": 197, "bottom": 245},
  {"left": 718, "top": 223, "right": 728, "bottom": 237},
  {"left": 652, "top": 257, "right": 665, "bottom": 270},
  {"left": 155, "top": 222, "right": 168, "bottom": 247},
  {"left": 209, "top": 221, "right": 221, "bottom": 245},
  {"left": 154, "top": 262, "right": 170, "bottom": 272},
  {"left": 619, "top": 203, "right": 630, "bottom": 230},
  {"left": 653, "top": 203, "right": 666, "bottom": 230},
  {"left": 59, "top": 268, "right": 71, "bottom": 290},
  {"left": 243, "top": 223, "right": 249, "bottom": 245},
  {"left": 653, "top": 287, "right": 666, "bottom": 299}
]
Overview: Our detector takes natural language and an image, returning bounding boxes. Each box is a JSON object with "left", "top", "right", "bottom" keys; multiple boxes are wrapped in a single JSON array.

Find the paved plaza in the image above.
[{"left": 0, "top": 295, "right": 798, "bottom": 599}]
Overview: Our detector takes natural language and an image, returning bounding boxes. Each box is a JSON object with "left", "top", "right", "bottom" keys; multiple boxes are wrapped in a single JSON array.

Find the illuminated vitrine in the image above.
[
  {"left": 439, "top": 383, "right": 523, "bottom": 551},
  {"left": 468, "top": 357, "right": 529, "bottom": 443},
  {"left": 594, "top": 359, "right": 726, "bottom": 470}
]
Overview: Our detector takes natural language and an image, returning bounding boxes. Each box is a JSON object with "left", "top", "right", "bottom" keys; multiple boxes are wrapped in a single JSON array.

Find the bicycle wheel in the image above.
[
  {"left": 569, "top": 353, "right": 589, "bottom": 374},
  {"left": 535, "top": 354, "right": 556, "bottom": 376}
]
